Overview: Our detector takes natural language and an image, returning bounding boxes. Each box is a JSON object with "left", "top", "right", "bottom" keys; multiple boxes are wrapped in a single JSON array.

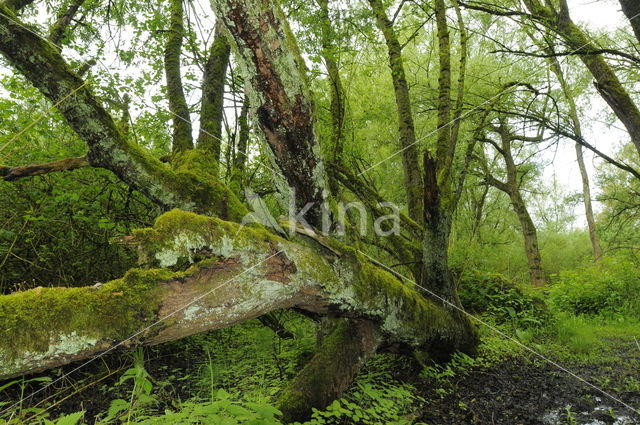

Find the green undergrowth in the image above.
[{"left": 3, "top": 264, "right": 639, "bottom": 425}]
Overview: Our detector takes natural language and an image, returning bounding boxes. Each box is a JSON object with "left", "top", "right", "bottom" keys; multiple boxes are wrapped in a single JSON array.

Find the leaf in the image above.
[{"left": 53, "top": 411, "right": 85, "bottom": 425}]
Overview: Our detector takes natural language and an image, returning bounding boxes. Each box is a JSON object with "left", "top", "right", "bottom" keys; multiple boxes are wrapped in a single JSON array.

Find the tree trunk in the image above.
[
  {"left": 483, "top": 125, "right": 546, "bottom": 287},
  {"left": 230, "top": 97, "right": 250, "bottom": 190},
  {"left": 165, "top": 0, "right": 194, "bottom": 153},
  {"left": 212, "top": 0, "right": 328, "bottom": 226},
  {"left": 619, "top": 0, "right": 640, "bottom": 45},
  {"left": 368, "top": 0, "right": 424, "bottom": 225},
  {"left": 277, "top": 319, "right": 380, "bottom": 423},
  {"left": 0, "top": 7, "right": 245, "bottom": 218},
  {"left": 197, "top": 22, "right": 231, "bottom": 170},
  {"left": 317, "top": 0, "right": 346, "bottom": 162},
  {"left": 522, "top": 0, "right": 640, "bottom": 158},
  {"left": 0, "top": 210, "right": 474, "bottom": 380},
  {"left": 509, "top": 187, "right": 546, "bottom": 287},
  {"left": 575, "top": 143, "right": 603, "bottom": 262},
  {"left": 537, "top": 34, "right": 603, "bottom": 262}
]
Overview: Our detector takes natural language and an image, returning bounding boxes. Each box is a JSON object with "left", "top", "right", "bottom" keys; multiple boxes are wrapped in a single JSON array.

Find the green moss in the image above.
[
  {"left": 132, "top": 209, "right": 277, "bottom": 267},
  {"left": 0, "top": 268, "right": 171, "bottom": 366}
]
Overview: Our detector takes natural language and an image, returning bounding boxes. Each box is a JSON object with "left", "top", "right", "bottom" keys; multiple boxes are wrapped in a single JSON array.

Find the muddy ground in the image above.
[
  {"left": 415, "top": 339, "right": 640, "bottom": 425},
  {"left": 2, "top": 338, "right": 639, "bottom": 424}
]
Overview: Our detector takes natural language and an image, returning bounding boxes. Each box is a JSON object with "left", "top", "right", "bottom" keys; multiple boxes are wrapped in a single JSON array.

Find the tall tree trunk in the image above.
[
  {"left": 575, "top": 143, "right": 603, "bottom": 262},
  {"left": 521, "top": 0, "right": 640, "bottom": 159},
  {"left": 197, "top": 22, "right": 231, "bottom": 172},
  {"left": 212, "top": 0, "right": 328, "bottom": 226},
  {"left": 499, "top": 127, "right": 545, "bottom": 287},
  {"left": 619, "top": 0, "right": 640, "bottom": 44},
  {"left": 165, "top": 0, "right": 194, "bottom": 153},
  {"left": 368, "top": 0, "right": 423, "bottom": 225},
  {"left": 317, "top": 0, "right": 346, "bottom": 162},
  {"left": 482, "top": 126, "right": 546, "bottom": 286},
  {"left": 535, "top": 33, "right": 603, "bottom": 262}
]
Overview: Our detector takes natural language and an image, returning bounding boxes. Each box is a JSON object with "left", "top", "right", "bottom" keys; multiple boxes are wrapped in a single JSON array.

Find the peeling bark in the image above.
[{"left": 211, "top": 0, "right": 328, "bottom": 226}]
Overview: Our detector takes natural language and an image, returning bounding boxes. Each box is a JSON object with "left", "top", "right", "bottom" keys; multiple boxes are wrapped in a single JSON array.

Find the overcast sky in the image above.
[{"left": 540, "top": 0, "right": 631, "bottom": 226}]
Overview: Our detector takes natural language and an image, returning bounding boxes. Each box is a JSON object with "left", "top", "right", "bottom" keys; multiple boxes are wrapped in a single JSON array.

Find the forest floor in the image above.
[
  {"left": 2, "top": 318, "right": 640, "bottom": 425},
  {"left": 415, "top": 333, "right": 640, "bottom": 425}
]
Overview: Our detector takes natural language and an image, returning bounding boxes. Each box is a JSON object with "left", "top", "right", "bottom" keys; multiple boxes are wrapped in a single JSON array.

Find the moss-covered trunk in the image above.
[
  {"left": 368, "top": 0, "right": 424, "bottom": 225},
  {"left": 165, "top": 0, "right": 194, "bottom": 153},
  {"left": 277, "top": 319, "right": 380, "bottom": 423},
  {"left": 197, "top": 22, "right": 231, "bottom": 169},
  {"left": 0, "top": 210, "right": 473, "bottom": 380},
  {"left": 0, "top": 8, "right": 245, "bottom": 218}
]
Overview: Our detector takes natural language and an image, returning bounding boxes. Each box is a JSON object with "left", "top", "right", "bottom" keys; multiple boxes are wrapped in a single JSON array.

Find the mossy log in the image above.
[{"left": 0, "top": 209, "right": 474, "bottom": 380}]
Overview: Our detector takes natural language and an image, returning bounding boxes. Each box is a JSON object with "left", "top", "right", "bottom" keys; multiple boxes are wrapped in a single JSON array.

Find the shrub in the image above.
[
  {"left": 457, "top": 270, "right": 549, "bottom": 328},
  {"left": 549, "top": 257, "right": 640, "bottom": 316}
]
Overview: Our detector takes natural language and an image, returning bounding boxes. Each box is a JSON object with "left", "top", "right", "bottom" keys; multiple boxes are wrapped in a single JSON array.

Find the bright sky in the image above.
[{"left": 540, "top": 0, "right": 631, "bottom": 227}]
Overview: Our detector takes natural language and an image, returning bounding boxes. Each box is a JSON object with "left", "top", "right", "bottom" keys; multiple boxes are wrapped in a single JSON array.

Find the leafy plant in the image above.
[
  {"left": 549, "top": 257, "right": 640, "bottom": 316},
  {"left": 125, "top": 389, "right": 283, "bottom": 425}
]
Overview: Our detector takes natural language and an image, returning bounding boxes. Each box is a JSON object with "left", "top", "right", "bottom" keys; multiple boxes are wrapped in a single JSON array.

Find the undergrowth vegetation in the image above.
[{"left": 2, "top": 253, "right": 639, "bottom": 425}]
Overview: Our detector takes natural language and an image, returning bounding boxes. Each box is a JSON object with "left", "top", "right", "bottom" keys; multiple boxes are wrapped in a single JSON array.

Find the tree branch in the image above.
[{"left": 0, "top": 156, "right": 89, "bottom": 181}]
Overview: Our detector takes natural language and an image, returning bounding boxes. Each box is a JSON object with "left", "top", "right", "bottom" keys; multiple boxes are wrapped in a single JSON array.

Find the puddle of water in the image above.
[{"left": 542, "top": 404, "right": 635, "bottom": 425}]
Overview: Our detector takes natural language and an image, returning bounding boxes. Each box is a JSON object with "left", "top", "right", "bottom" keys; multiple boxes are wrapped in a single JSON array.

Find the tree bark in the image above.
[
  {"left": 211, "top": 0, "right": 328, "bottom": 226},
  {"left": 0, "top": 210, "right": 474, "bottom": 380},
  {"left": 521, "top": 0, "right": 640, "bottom": 159},
  {"left": 197, "top": 21, "right": 230, "bottom": 168},
  {"left": 619, "top": 0, "right": 640, "bottom": 45},
  {"left": 165, "top": 0, "right": 194, "bottom": 153},
  {"left": 277, "top": 319, "right": 380, "bottom": 423},
  {"left": 368, "top": 0, "right": 424, "bottom": 225}
]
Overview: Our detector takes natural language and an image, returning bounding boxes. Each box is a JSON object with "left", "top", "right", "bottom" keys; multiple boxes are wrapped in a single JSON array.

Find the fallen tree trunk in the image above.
[{"left": 0, "top": 209, "right": 474, "bottom": 380}]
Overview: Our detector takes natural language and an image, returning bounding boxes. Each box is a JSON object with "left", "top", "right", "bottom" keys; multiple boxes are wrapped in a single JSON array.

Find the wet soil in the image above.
[{"left": 415, "top": 340, "right": 640, "bottom": 425}]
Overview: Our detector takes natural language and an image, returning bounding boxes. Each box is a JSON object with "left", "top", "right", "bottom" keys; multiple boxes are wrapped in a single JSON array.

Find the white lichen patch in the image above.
[
  {"left": 1, "top": 332, "right": 99, "bottom": 377},
  {"left": 155, "top": 232, "right": 207, "bottom": 267},
  {"left": 183, "top": 305, "right": 204, "bottom": 322}
]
